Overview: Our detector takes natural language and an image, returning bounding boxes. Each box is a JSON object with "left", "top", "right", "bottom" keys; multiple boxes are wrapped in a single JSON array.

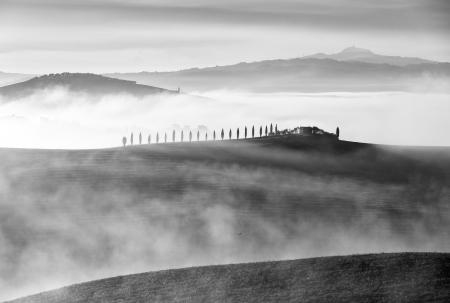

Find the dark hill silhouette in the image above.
[
  {"left": 0, "top": 73, "right": 175, "bottom": 99},
  {"left": 106, "top": 48, "right": 450, "bottom": 92},
  {"left": 6, "top": 253, "right": 450, "bottom": 303}
]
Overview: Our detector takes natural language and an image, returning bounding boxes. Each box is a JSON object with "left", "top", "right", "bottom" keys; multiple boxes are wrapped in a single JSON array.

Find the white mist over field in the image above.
[
  {"left": 1, "top": 89, "right": 449, "bottom": 301},
  {"left": 1, "top": 142, "right": 449, "bottom": 301},
  {"left": 0, "top": 90, "right": 449, "bottom": 148}
]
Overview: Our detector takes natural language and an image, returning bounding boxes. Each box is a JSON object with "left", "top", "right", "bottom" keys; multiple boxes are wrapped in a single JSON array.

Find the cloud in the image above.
[{"left": 2, "top": 0, "right": 448, "bottom": 31}]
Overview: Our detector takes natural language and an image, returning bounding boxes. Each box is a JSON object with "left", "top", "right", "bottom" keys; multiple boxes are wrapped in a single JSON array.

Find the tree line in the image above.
[
  {"left": 122, "top": 124, "right": 282, "bottom": 147},
  {"left": 122, "top": 124, "right": 340, "bottom": 147}
]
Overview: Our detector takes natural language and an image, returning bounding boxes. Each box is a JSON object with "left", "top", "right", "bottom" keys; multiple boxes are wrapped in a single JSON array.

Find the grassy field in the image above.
[
  {"left": 6, "top": 252, "right": 450, "bottom": 303},
  {"left": 0, "top": 136, "right": 449, "bottom": 300}
]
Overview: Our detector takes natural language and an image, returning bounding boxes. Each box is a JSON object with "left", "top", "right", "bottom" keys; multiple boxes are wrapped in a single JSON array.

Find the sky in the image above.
[{"left": 1, "top": 0, "right": 449, "bottom": 73}]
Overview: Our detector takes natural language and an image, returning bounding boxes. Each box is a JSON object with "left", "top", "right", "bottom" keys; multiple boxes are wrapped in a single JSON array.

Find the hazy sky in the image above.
[{"left": 1, "top": 0, "right": 449, "bottom": 73}]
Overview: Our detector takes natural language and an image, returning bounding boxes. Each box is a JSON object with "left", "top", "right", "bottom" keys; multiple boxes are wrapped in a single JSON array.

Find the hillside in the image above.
[
  {"left": 0, "top": 137, "right": 449, "bottom": 300},
  {"left": 0, "top": 71, "right": 34, "bottom": 87},
  {"left": 0, "top": 73, "right": 176, "bottom": 100},
  {"left": 106, "top": 48, "right": 450, "bottom": 92},
  {"left": 6, "top": 253, "right": 450, "bottom": 303}
]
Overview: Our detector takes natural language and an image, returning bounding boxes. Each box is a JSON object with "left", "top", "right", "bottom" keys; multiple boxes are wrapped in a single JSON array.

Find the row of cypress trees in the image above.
[{"left": 122, "top": 123, "right": 278, "bottom": 146}]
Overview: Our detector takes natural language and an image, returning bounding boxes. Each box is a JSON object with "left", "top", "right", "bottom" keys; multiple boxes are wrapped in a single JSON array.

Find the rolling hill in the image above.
[
  {"left": 106, "top": 47, "right": 450, "bottom": 92},
  {"left": 0, "top": 136, "right": 449, "bottom": 300},
  {"left": 5, "top": 252, "right": 450, "bottom": 303},
  {"left": 0, "top": 71, "right": 34, "bottom": 87},
  {"left": 0, "top": 73, "right": 176, "bottom": 100}
]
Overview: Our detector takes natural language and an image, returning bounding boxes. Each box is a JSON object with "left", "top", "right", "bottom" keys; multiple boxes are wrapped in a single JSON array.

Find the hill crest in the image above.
[
  {"left": 0, "top": 73, "right": 175, "bottom": 99},
  {"left": 5, "top": 253, "right": 449, "bottom": 303}
]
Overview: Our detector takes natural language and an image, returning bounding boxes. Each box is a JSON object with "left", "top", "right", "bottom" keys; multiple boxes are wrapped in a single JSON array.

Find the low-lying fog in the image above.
[
  {"left": 0, "top": 89, "right": 449, "bottom": 301},
  {"left": 0, "top": 90, "right": 449, "bottom": 148},
  {"left": 0, "top": 143, "right": 449, "bottom": 301}
]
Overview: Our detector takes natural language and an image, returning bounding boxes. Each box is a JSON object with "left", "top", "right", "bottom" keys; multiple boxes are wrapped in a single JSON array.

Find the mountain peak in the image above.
[
  {"left": 303, "top": 46, "right": 433, "bottom": 66},
  {"left": 339, "top": 46, "right": 373, "bottom": 55}
]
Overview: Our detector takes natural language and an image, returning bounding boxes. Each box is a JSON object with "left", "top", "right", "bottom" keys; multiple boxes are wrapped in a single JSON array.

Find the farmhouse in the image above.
[{"left": 278, "top": 126, "right": 335, "bottom": 137}]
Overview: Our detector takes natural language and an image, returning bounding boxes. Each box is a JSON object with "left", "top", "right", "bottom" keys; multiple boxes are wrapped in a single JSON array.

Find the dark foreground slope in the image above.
[
  {"left": 7, "top": 253, "right": 450, "bottom": 303},
  {"left": 0, "top": 137, "right": 449, "bottom": 300}
]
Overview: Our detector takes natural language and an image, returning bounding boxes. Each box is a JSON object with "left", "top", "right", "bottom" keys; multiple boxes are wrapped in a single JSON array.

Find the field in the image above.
[
  {"left": 6, "top": 253, "right": 450, "bottom": 303},
  {"left": 0, "top": 135, "right": 449, "bottom": 300}
]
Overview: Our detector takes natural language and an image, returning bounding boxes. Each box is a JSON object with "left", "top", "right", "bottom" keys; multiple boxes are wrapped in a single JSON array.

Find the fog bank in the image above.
[{"left": 0, "top": 90, "right": 449, "bottom": 148}]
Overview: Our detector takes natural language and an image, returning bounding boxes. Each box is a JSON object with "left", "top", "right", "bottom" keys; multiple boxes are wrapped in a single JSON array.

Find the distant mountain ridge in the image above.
[
  {"left": 2, "top": 47, "right": 449, "bottom": 94},
  {"left": 303, "top": 46, "right": 434, "bottom": 66},
  {"left": 105, "top": 47, "right": 450, "bottom": 92},
  {"left": 0, "top": 73, "right": 176, "bottom": 99}
]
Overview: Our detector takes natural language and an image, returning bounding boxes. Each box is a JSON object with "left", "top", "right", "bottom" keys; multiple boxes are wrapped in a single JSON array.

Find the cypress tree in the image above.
[
  {"left": 197, "top": 130, "right": 200, "bottom": 141},
  {"left": 139, "top": 132, "right": 142, "bottom": 144},
  {"left": 221, "top": 129, "right": 224, "bottom": 140},
  {"left": 148, "top": 134, "right": 151, "bottom": 144},
  {"left": 237, "top": 128, "right": 239, "bottom": 140},
  {"left": 189, "top": 130, "right": 192, "bottom": 142},
  {"left": 265, "top": 125, "right": 268, "bottom": 136},
  {"left": 164, "top": 132, "right": 167, "bottom": 143},
  {"left": 245, "top": 126, "right": 247, "bottom": 139},
  {"left": 156, "top": 132, "right": 159, "bottom": 143},
  {"left": 122, "top": 136, "right": 126, "bottom": 147},
  {"left": 181, "top": 130, "right": 184, "bottom": 142},
  {"left": 229, "top": 129, "right": 232, "bottom": 140},
  {"left": 130, "top": 132, "right": 133, "bottom": 145},
  {"left": 252, "top": 126, "right": 255, "bottom": 138},
  {"left": 213, "top": 130, "right": 216, "bottom": 140},
  {"left": 259, "top": 126, "right": 262, "bottom": 137},
  {"left": 172, "top": 130, "right": 175, "bottom": 142}
]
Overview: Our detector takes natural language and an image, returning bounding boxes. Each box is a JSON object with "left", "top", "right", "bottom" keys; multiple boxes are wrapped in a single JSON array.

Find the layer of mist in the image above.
[
  {"left": 0, "top": 143, "right": 449, "bottom": 300},
  {"left": 0, "top": 89, "right": 449, "bottom": 148}
]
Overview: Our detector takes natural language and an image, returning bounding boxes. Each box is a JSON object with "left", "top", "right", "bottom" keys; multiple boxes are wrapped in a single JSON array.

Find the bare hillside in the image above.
[{"left": 6, "top": 253, "right": 450, "bottom": 303}]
